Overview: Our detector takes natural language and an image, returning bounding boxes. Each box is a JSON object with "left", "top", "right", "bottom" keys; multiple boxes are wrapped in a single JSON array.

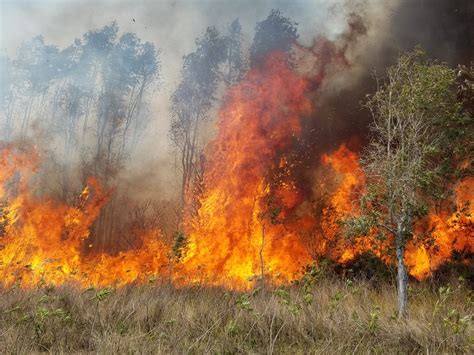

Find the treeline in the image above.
[
  {"left": 1, "top": 22, "right": 161, "bottom": 250},
  {"left": 0, "top": 10, "right": 300, "bottom": 249}
]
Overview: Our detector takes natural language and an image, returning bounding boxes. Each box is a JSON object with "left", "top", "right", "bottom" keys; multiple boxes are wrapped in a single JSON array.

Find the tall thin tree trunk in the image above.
[
  {"left": 396, "top": 217, "right": 408, "bottom": 318},
  {"left": 21, "top": 96, "right": 34, "bottom": 137}
]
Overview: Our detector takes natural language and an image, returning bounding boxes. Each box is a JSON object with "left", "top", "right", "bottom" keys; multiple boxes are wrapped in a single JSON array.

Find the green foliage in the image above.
[
  {"left": 250, "top": 9, "right": 298, "bottom": 67},
  {"left": 273, "top": 288, "right": 290, "bottom": 305},
  {"left": 343, "top": 214, "right": 375, "bottom": 237},
  {"left": 368, "top": 305, "right": 381, "bottom": 333},
  {"left": 299, "top": 262, "right": 327, "bottom": 305},
  {"left": 433, "top": 286, "right": 452, "bottom": 318},
  {"left": 226, "top": 319, "right": 240, "bottom": 336},
  {"left": 258, "top": 194, "right": 284, "bottom": 225},
  {"left": 223, "top": 19, "right": 245, "bottom": 85},
  {"left": 270, "top": 206, "right": 283, "bottom": 225},
  {"left": 443, "top": 310, "right": 471, "bottom": 335},
  {"left": 235, "top": 294, "right": 253, "bottom": 312},
  {"left": 32, "top": 306, "right": 71, "bottom": 337},
  {"left": 329, "top": 290, "right": 348, "bottom": 317},
  {"left": 90, "top": 287, "right": 113, "bottom": 302},
  {"left": 428, "top": 285, "right": 473, "bottom": 337},
  {"left": 273, "top": 287, "right": 301, "bottom": 315},
  {"left": 346, "top": 48, "right": 473, "bottom": 251}
]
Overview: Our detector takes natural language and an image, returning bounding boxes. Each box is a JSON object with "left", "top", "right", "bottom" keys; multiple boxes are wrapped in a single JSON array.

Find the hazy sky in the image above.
[
  {"left": 0, "top": 0, "right": 394, "bottom": 198},
  {"left": 0, "top": 1, "right": 360, "bottom": 135},
  {"left": 0, "top": 0, "right": 362, "bottom": 110},
  {"left": 0, "top": 0, "right": 349, "bottom": 58},
  {"left": 0, "top": 0, "right": 355, "bottom": 124}
]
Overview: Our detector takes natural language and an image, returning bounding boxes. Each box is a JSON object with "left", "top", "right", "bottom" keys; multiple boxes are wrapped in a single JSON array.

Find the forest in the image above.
[{"left": 0, "top": 0, "right": 473, "bottom": 353}]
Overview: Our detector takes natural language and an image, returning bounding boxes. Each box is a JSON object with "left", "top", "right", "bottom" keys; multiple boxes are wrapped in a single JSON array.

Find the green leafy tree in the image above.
[{"left": 345, "top": 49, "right": 473, "bottom": 317}]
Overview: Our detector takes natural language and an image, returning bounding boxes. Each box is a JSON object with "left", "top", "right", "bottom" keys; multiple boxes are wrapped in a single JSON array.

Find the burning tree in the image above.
[
  {"left": 345, "top": 49, "right": 473, "bottom": 317},
  {"left": 169, "top": 27, "right": 227, "bottom": 210}
]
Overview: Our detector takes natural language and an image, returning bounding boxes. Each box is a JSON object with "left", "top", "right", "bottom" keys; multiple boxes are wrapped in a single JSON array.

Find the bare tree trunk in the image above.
[
  {"left": 3, "top": 95, "right": 15, "bottom": 140},
  {"left": 396, "top": 214, "right": 409, "bottom": 318},
  {"left": 21, "top": 96, "right": 34, "bottom": 137}
]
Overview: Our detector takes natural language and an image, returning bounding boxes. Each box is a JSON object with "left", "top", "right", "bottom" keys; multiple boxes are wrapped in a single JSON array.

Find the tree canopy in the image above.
[{"left": 345, "top": 49, "right": 473, "bottom": 316}]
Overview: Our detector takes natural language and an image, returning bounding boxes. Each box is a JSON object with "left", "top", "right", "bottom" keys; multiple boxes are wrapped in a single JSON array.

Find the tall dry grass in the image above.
[{"left": 0, "top": 276, "right": 472, "bottom": 354}]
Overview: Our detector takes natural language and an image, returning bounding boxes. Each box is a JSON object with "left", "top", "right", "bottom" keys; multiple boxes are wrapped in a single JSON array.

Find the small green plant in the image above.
[
  {"left": 117, "top": 320, "right": 129, "bottom": 335},
  {"left": 88, "top": 287, "right": 114, "bottom": 337},
  {"left": 273, "top": 288, "right": 301, "bottom": 315},
  {"left": 368, "top": 305, "right": 381, "bottom": 333},
  {"left": 465, "top": 289, "right": 473, "bottom": 307},
  {"left": 273, "top": 288, "right": 290, "bottom": 305},
  {"left": 432, "top": 286, "right": 452, "bottom": 318},
  {"left": 30, "top": 306, "right": 71, "bottom": 339},
  {"left": 329, "top": 290, "right": 348, "bottom": 317},
  {"left": 91, "top": 287, "right": 113, "bottom": 301},
  {"left": 303, "top": 290, "right": 313, "bottom": 306},
  {"left": 236, "top": 294, "right": 253, "bottom": 312},
  {"left": 443, "top": 310, "right": 471, "bottom": 335},
  {"left": 300, "top": 265, "right": 318, "bottom": 305},
  {"left": 226, "top": 320, "right": 240, "bottom": 336}
]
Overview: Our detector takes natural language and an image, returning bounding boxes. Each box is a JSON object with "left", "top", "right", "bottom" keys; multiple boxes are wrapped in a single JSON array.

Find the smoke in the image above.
[
  {"left": 299, "top": 0, "right": 474, "bottom": 156},
  {"left": 1, "top": 0, "right": 472, "bottom": 232}
]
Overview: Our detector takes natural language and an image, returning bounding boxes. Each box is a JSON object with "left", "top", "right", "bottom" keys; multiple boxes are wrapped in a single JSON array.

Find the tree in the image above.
[
  {"left": 0, "top": 23, "right": 160, "bottom": 251},
  {"left": 223, "top": 19, "right": 245, "bottom": 85},
  {"left": 0, "top": 54, "right": 15, "bottom": 140},
  {"left": 14, "top": 36, "right": 60, "bottom": 136},
  {"left": 250, "top": 9, "right": 298, "bottom": 67},
  {"left": 345, "top": 49, "right": 473, "bottom": 317},
  {"left": 169, "top": 27, "right": 227, "bottom": 210},
  {"left": 85, "top": 25, "right": 159, "bottom": 250}
]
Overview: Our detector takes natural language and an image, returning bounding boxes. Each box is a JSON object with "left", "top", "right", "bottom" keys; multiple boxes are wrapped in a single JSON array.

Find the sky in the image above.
[{"left": 0, "top": 0, "right": 356, "bottom": 121}]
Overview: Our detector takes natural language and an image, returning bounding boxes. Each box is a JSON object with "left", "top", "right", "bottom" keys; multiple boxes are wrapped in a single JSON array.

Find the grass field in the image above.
[{"left": 0, "top": 275, "right": 472, "bottom": 354}]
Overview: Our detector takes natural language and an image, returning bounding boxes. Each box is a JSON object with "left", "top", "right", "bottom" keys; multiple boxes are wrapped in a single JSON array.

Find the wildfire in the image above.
[
  {"left": 406, "top": 177, "right": 474, "bottom": 280},
  {"left": 319, "top": 145, "right": 473, "bottom": 280},
  {"left": 0, "top": 145, "right": 169, "bottom": 287},
  {"left": 176, "top": 53, "right": 314, "bottom": 289},
  {"left": 0, "top": 51, "right": 472, "bottom": 290}
]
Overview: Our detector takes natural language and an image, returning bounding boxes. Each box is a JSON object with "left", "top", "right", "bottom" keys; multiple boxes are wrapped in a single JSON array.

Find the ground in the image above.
[{"left": 0, "top": 277, "right": 472, "bottom": 353}]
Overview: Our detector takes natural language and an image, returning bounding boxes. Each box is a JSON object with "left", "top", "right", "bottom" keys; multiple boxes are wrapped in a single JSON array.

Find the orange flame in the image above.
[
  {"left": 406, "top": 177, "right": 474, "bottom": 279},
  {"left": 176, "top": 53, "right": 314, "bottom": 289},
  {"left": 0, "top": 145, "right": 169, "bottom": 287},
  {"left": 0, "top": 52, "right": 471, "bottom": 289},
  {"left": 319, "top": 144, "right": 473, "bottom": 279}
]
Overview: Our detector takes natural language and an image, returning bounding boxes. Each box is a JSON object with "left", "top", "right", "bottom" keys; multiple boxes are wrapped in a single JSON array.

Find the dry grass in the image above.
[{"left": 0, "top": 277, "right": 472, "bottom": 354}]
